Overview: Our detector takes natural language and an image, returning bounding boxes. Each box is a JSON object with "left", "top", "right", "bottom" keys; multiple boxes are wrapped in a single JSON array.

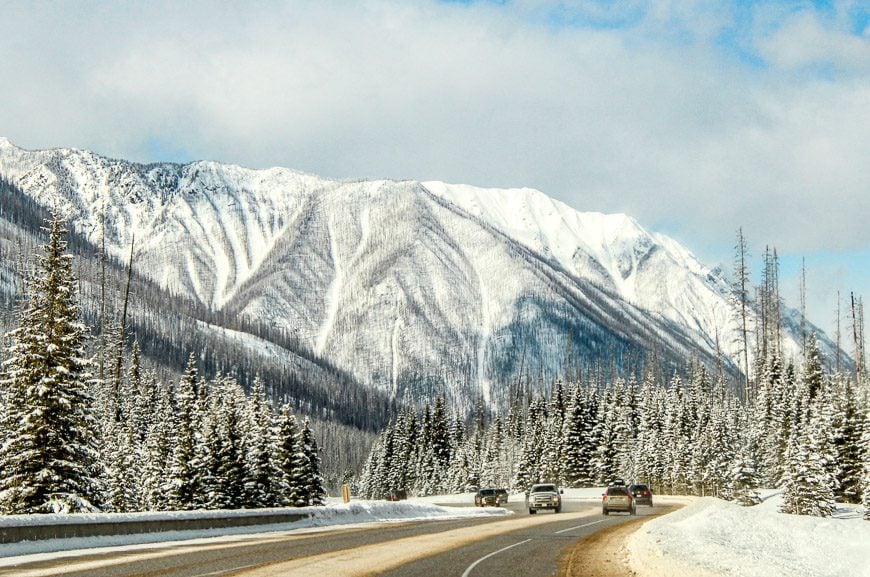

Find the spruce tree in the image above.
[
  {"left": 729, "top": 436, "right": 761, "bottom": 506},
  {"left": 0, "top": 214, "right": 102, "bottom": 513},
  {"left": 861, "top": 402, "right": 870, "bottom": 520},
  {"left": 274, "top": 405, "right": 307, "bottom": 506},
  {"left": 244, "top": 376, "right": 276, "bottom": 507},
  {"left": 163, "top": 354, "right": 200, "bottom": 510},
  {"left": 300, "top": 417, "right": 326, "bottom": 506}
]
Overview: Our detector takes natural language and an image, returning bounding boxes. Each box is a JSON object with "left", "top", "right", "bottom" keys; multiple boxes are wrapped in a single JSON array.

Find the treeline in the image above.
[
  {"left": 0, "top": 215, "right": 325, "bottom": 513},
  {"left": 99, "top": 351, "right": 326, "bottom": 513},
  {"left": 360, "top": 339, "right": 870, "bottom": 518}
]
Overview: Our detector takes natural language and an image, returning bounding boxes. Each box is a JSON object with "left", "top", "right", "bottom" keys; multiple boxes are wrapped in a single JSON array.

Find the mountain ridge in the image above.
[{"left": 0, "top": 138, "right": 842, "bottom": 407}]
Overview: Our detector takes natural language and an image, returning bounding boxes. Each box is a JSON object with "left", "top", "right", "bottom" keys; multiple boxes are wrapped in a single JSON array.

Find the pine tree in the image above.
[
  {"left": 213, "top": 376, "right": 247, "bottom": 509},
  {"left": 244, "top": 376, "right": 276, "bottom": 507},
  {"left": 861, "top": 399, "right": 870, "bottom": 520},
  {"left": 300, "top": 417, "right": 326, "bottom": 506},
  {"left": 274, "top": 405, "right": 308, "bottom": 506},
  {"left": 0, "top": 214, "right": 102, "bottom": 513},
  {"left": 831, "top": 376, "right": 865, "bottom": 503},
  {"left": 163, "top": 354, "right": 201, "bottom": 510},
  {"left": 729, "top": 436, "right": 761, "bottom": 506},
  {"left": 780, "top": 383, "right": 837, "bottom": 518}
]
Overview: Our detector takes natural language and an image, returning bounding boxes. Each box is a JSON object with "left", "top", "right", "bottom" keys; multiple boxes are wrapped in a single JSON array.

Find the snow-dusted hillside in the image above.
[{"left": 0, "top": 138, "right": 835, "bottom": 406}]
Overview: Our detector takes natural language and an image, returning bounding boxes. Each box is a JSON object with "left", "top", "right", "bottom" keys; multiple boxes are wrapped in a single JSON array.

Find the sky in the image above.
[{"left": 0, "top": 0, "right": 868, "bottom": 339}]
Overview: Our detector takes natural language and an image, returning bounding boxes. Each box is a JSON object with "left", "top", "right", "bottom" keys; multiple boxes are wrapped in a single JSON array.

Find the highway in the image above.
[{"left": 0, "top": 499, "right": 667, "bottom": 577}]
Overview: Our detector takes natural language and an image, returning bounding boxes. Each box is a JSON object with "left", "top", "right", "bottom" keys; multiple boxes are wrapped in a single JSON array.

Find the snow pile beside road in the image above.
[
  {"left": 0, "top": 500, "right": 509, "bottom": 561},
  {"left": 307, "top": 500, "right": 511, "bottom": 525},
  {"left": 629, "top": 494, "right": 870, "bottom": 577}
]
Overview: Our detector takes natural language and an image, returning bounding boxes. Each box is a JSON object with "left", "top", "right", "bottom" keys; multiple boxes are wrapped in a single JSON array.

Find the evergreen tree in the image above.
[
  {"left": 245, "top": 376, "right": 277, "bottom": 507},
  {"left": 780, "top": 395, "right": 837, "bottom": 517},
  {"left": 861, "top": 400, "right": 870, "bottom": 520},
  {"left": 0, "top": 214, "right": 102, "bottom": 513},
  {"left": 163, "top": 354, "right": 201, "bottom": 509},
  {"left": 831, "top": 376, "right": 865, "bottom": 503},
  {"left": 729, "top": 436, "right": 761, "bottom": 506},
  {"left": 274, "top": 405, "right": 308, "bottom": 506},
  {"left": 300, "top": 417, "right": 326, "bottom": 506}
]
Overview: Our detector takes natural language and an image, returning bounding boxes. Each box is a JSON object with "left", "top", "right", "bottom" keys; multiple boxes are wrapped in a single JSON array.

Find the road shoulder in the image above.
[{"left": 559, "top": 505, "right": 679, "bottom": 577}]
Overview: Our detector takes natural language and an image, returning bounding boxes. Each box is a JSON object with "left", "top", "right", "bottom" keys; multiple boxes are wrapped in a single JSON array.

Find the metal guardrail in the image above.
[{"left": 0, "top": 510, "right": 308, "bottom": 544}]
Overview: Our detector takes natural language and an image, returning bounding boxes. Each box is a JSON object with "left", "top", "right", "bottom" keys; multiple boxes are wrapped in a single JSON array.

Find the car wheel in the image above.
[
  {"left": 555, "top": 506, "right": 561, "bottom": 513},
  {"left": 603, "top": 508, "right": 609, "bottom": 515},
  {"left": 630, "top": 506, "right": 636, "bottom": 516},
  {"left": 529, "top": 509, "right": 536, "bottom": 514}
]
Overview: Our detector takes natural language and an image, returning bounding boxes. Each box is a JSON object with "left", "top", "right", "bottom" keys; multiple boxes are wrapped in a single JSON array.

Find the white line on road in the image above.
[
  {"left": 554, "top": 519, "right": 606, "bottom": 534},
  {"left": 460, "top": 539, "right": 532, "bottom": 577},
  {"left": 195, "top": 564, "right": 258, "bottom": 577}
]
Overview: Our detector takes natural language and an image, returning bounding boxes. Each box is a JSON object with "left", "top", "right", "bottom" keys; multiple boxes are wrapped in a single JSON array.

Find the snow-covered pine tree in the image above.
[
  {"left": 142, "top": 379, "right": 174, "bottom": 510},
  {"left": 780, "top": 349, "right": 837, "bottom": 517},
  {"left": 831, "top": 376, "right": 865, "bottom": 503},
  {"left": 561, "top": 384, "right": 595, "bottom": 487},
  {"left": 729, "top": 436, "right": 761, "bottom": 506},
  {"left": 163, "top": 354, "right": 201, "bottom": 510},
  {"left": 780, "top": 422, "right": 836, "bottom": 517},
  {"left": 274, "top": 405, "right": 308, "bottom": 506},
  {"left": 300, "top": 417, "right": 326, "bottom": 506},
  {"left": 514, "top": 397, "right": 546, "bottom": 492},
  {"left": 861, "top": 399, "right": 870, "bottom": 520},
  {"left": 0, "top": 214, "right": 102, "bottom": 514},
  {"left": 539, "top": 382, "right": 566, "bottom": 484},
  {"left": 244, "top": 376, "right": 277, "bottom": 507},
  {"left": 213, "top": 376, "right": 248, "bottom": 508}
]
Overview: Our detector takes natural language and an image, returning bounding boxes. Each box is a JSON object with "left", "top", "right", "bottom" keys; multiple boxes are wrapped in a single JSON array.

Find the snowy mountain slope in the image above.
[
  {"left": 0, "top": 138, "right": 838, "bottom": 406},
  {"left": 425, "top": 182, "right": 739, "bottom": 356}
]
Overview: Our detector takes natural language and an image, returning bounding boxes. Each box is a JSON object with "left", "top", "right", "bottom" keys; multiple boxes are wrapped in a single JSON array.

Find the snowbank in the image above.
[
  {"left": 629, "top": 494, "right": 870, "bottom": 577},
  {"left": 0, "top": 500, "right": 510, "bottom": 561}
]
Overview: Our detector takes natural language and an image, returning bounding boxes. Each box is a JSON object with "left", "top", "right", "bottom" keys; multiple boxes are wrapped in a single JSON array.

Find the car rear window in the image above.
[
  {"left": 607, "top": 487, "right": 628, "bottom": 495},
  {"left": 480, "top": 489, "right": 496, "bottom": 495},
  {"left": 630, "top": 484, "right": 648, "bottom": 491}
]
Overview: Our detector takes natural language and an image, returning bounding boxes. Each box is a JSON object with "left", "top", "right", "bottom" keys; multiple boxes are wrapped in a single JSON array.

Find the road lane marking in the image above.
[
  {"left": 460, "top": 539, "right": 532, "bottom": 577},
  {"left": 554, "top": 519, "right": 606, "bottom": 534},
  {"left": 234, "top": 509, "right": 597, "bottom": 576}
]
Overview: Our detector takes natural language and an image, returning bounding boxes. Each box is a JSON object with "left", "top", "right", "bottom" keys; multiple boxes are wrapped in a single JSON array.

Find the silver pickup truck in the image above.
[{"left": 526, "top": 483, "right": 563, "bottom": 514}]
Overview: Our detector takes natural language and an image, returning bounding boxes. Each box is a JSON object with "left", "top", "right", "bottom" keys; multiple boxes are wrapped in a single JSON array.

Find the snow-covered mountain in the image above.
[{"left": 0, "top": 138, "right": 835, "bottom": 406}]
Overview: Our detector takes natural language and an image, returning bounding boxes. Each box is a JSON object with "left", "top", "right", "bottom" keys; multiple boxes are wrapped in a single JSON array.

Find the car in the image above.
[
  {"left": 629, "top": 483, "right": 653, "bottom": 506},
  {"left": 386, "top": 489, "right": 407, "bottom": 501},
  {"left": 475, "top": 488, "right": 502, "bottom": 506},
  {"left": 495, "top": 488, "right": 509, "bottom": 504},
  {"left": 526, "top": 483, "right": 563, "bottom": 514},
  {"left": 602, "top": 484, "right": 636, "bottom": 515}
]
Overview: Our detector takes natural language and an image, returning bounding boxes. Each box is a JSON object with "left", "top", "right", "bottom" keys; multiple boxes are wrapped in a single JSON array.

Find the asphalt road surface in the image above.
[{"left": 1, "top": 499, "right": 661, "bottom": 577}]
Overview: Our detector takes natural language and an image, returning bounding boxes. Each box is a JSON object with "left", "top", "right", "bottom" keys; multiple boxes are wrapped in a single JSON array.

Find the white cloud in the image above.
[{"left": 0, "top": 0, "right": 868, "bottom": 327}]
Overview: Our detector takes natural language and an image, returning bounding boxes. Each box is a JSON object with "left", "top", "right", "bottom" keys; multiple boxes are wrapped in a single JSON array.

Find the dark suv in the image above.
[
  {"left": 629, "top": 483, "right": 653, "bottom": 506},
  {"left": 475, "top": 488, "right": 502, "bottom": 506},
  {"left": 602, "top": 484, "right": 636, "bottom": 515}
]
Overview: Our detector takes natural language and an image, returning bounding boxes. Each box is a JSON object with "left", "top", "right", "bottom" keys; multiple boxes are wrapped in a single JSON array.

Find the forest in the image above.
[
  {"left": 359, "top": 340, "right": 870, "bottom": 518},
  {"left": 0, "top": 215, "right": 326, "bottom": 513}
]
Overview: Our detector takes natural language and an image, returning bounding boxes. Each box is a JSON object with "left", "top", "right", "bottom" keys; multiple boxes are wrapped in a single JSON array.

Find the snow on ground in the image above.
[
  {"left": 629, "top": 492, "right": 870, "bottom": 577},
  {"left": 0, "top": 500, "right": 510, "bottom": 563}
]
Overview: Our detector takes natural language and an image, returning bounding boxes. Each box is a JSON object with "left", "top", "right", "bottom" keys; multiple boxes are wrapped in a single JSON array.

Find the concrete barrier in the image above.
[{"left": 0, "top": 510, "right": 308, "bottom": 544}]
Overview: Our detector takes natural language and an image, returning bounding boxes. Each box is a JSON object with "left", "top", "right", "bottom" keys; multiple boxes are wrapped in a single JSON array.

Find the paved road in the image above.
[
  {"left": 1, "top": 499, "right": 659, "bottom": 577},
  {"left": 382, "top": 500, "right": 657, "bottom": 577}
]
